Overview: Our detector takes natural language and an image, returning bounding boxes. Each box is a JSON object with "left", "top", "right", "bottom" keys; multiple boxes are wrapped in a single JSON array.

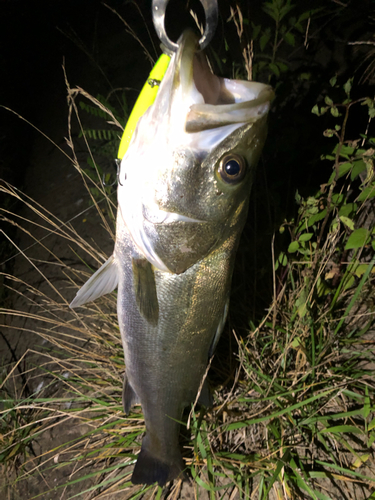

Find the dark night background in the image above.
[{"left": 0, "top": 0, "right": 157, "bottom": 189}]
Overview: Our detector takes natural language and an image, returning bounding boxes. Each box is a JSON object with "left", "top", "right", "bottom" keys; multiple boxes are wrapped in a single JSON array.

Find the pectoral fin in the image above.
[
  {"left": 132, "top": 257, "right": 159, "bottom": 325},
  {"left": 70, "top": 255, "right": 118, "bottom": 308}
]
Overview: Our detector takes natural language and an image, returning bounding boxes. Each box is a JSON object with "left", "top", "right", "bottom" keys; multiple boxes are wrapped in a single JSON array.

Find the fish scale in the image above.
[{"left": 70, "top": 29, "right": 274, "bottom": 486}]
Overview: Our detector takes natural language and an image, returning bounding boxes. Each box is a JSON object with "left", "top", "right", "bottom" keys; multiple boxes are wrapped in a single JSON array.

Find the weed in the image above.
[{"left": 1, "top": 1, "right": 375, "bottom": 499}]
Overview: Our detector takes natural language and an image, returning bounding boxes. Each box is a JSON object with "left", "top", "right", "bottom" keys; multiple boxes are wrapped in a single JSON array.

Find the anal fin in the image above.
[
  {"left": 197, "top": 379, "right": 213, "bottom": 408},
  {"left": 132, "top": 257, "right": 159, "bottom": 325},
  {"left": 208, "top": 298, "right": 229, "bottom": 357},
  {"left": 123, "top": 375, "right": 140, "bottom": 414}
]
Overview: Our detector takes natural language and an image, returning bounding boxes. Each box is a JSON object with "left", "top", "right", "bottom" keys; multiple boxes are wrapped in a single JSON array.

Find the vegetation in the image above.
[{"left": 1, "top": 0, "right": 374, "bottom": 498}]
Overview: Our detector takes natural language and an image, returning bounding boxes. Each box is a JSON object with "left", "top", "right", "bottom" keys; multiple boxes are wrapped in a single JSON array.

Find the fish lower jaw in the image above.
[{"left": 142, "top": 204, "right": 202, "bottom": 224}]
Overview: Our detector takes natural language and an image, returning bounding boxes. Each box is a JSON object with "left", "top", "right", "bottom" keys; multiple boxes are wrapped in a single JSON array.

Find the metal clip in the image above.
[
  {"left": 152, "top": 0, "right": 218, "bottom": 53},
  {"left": 102, "top": 159, "right": 124, "bottom": 187}
]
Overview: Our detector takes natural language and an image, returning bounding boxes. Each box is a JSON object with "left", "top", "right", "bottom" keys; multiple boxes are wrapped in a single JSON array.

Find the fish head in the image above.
[{"left": 118, "top": 30, "right": 274, "bottom": 274}]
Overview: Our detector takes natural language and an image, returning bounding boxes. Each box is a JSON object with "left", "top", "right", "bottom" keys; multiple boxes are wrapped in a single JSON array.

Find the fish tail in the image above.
[{"left": 131, "top": 445, "right": 185, "bottom": 486}]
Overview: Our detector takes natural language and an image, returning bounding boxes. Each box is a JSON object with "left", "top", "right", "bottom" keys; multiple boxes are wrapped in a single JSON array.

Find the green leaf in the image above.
[
  {"left": 364, "top": 386, "right": 371, "bottom": 419},
  {"left": 315, "top": 459, "right": 375, "bottom": 482},
  {"left": 351, "top": 159, "right": 366, "bottom": 181},
  {"left": 299, "top": 233, "right": 313, "bottom": 242},
  {"left": 330, "top": 76, "right": 337, "bottom": 87},
  {"left": 288, "top": 241, "right": 300, "bottom": 253},
  {"left": 320, "top": 425, "right": 363, "bottom": 435},
  {"left": 357, "top": 183, "right": 375, "bottom": 202},
  {"left": 324, "top": 95, "right": 333, "bottom": 106},
  {"left": 337, "top": 162, "right": 352, "bottom": 179},
  {"left": 252, "top": 23, "right": 261, "bottom": 40},
  {"left": 291, "top": 337, "right": 302, "bottom": 348},
  {"left": 353, "top": 263, "right": 375, "bottom": 278},
  {"left": 262, "top": 3, "right": 278, "bottom": 22},
  {"left": 279, "top": 3, "right": 295, "bottom": 22},
  {"left": 277, "top": 61, "right": 289, "bottom": 72},
  {"left": 259, "top": 29, "right": 271, "bottom": 51},
  {"left": 344, "top": 78, "right": 353, "bottom": 95},
  {"left": 334, "top": 144, "right": 355, "bottom": 159},
  {"left": 295, "top": 291, "right": 307, "bottom": 318},
  {"left": 275, "top": 251, "right": 288, "bottom": 270},
  {"left": 284, "top": 31, "right": 295, "bottom": 46},
  {"left": 338, "top": 203, "right": 357, "bottom": 218},
  {"left": 332, "top": 193, "right": 344, "bottom": 205},
  {"left": 339, "top": 216, "right": 354, "bottom": 230},
  {"left": 269, "top": 63, "right": 280, "bottom": 77},
  {"left": 311, "top": 104, "right": 320, "bottom": 116},
  {"left": 330, "top": 107, "right": 339, "bottom": 117},
  {"left": 308, "top": 209, "right": 327, "bottom": 226},
  {"left": 280, "top": 252, "right": 288, "bottom": 266},
  {"left": 345, "top": 228, "right": 371, "bottom": 250}
]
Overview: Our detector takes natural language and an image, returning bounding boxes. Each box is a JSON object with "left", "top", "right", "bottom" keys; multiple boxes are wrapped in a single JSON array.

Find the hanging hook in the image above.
[
  {"left": 115, "top": 158, "right": 124, "bottom": 186},
  {"left": 102, "top": 159, "right": 124, "bottom": 187},
  {"left": 152, "top": 0, "right": 218, "bottom": 53}
]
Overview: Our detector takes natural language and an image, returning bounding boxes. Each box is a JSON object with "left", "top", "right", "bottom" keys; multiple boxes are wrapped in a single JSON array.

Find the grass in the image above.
[
  {"left": 1, "top": 2, "right": 375, "bottom": 498},
  {"left": 1, "top": 97, "right": 374, "bottom": 500}
]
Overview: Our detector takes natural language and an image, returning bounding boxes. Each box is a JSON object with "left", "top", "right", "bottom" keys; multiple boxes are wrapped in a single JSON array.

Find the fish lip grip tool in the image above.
[{"left": 152, "top": 0, "right": 218, "bottom": 53}]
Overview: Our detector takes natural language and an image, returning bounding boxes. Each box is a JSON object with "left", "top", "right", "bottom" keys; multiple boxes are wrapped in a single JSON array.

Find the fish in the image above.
[{"left": 70, "top": 29, "right": 273, "bottom": 487}]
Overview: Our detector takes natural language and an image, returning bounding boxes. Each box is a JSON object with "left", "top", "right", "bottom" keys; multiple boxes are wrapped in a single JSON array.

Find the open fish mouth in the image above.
[
  {"left": 174, "top": 30, "right": 274, "bottom": 134},
  {"left": 163, "top": 28, "right": 274, "bottom": 152}
]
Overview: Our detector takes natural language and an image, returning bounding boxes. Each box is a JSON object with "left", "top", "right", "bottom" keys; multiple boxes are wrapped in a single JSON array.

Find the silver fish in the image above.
[{"left": 70, "top": 30, "right": 273, "bottom": 486}]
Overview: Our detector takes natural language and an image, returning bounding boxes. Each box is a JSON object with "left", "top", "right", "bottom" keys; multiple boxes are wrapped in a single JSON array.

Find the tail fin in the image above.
[{"left": 131, "top": 445, "right": 185, "bottom": 486}]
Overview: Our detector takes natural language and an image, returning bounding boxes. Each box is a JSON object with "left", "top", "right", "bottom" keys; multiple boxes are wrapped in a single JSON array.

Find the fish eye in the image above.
[{"left": 218, "top": 154, "right": 247, "bottom": 184}]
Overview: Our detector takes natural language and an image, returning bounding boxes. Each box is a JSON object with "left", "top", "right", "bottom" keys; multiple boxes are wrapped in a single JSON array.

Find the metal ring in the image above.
[{"left": 152, "top": 0, "right": 218, "bottom": 53}]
